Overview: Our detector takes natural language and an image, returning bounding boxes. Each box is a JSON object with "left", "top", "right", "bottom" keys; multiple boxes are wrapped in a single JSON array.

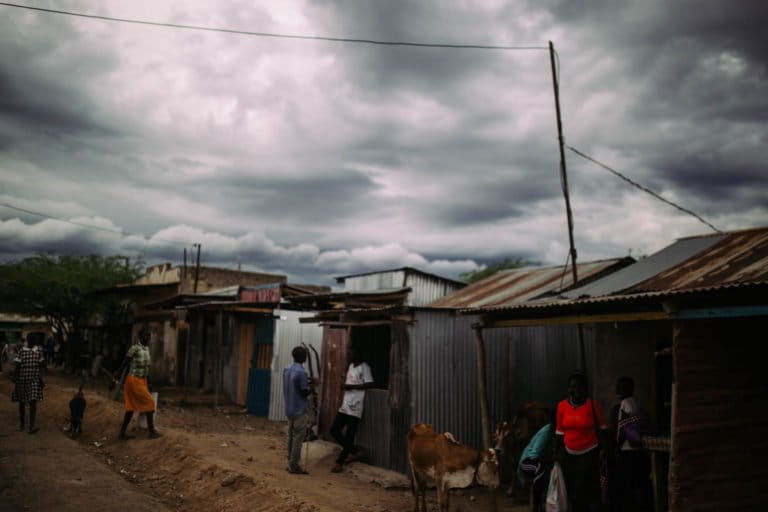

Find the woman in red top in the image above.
[{"left": 554, "top": 372, "right": 607, "bottom": 512}]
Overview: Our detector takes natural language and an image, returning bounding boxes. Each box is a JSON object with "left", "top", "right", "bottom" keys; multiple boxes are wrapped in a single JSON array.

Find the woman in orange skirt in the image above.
[{"left": 115, "top": 328, "right": 160, "bottom": 439}]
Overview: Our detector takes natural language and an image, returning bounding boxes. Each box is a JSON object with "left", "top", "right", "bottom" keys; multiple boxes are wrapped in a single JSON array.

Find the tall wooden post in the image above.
[
  {"left": 549, "top": 41, "right": 578, "bottom": 285},
  {"left": 472, "top": 324, "right": 492, "bottom": 450},
  {"left": 215, "top": 310, "right": 222, "bottom": 409},
  {"left": 473, "top": 323, "right": 497, "bottom": 512},
  {"left": 193, "top": 243, "right": 202, "bottom": 294}
]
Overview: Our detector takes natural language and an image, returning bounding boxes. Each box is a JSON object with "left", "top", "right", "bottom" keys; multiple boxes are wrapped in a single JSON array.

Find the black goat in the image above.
[{"left": 68, "top": 383, "right": 86, "bottom": 438}]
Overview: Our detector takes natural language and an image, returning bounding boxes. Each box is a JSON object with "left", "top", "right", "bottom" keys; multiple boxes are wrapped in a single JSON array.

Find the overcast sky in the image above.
[{"left": 1, "top": 0, "right": 766, "bottom": 286}]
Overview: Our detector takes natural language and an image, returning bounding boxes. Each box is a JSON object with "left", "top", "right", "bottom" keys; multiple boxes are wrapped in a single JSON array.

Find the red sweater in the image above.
[{"left": 556, "top": 398, "right": 606, "bottom": 454}]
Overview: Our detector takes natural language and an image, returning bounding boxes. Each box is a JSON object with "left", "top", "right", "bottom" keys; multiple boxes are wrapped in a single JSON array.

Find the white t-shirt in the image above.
[
  {"left": 619, "top": 396, "right": 640, "bottom": 451},
  {"left": 338, "top": 362, "right": 374, "bottom": 418}
]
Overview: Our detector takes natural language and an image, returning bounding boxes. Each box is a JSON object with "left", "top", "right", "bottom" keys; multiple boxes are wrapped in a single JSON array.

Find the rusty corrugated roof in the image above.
[
  {"left": 628, "top": 227, "right": 768, "bottom": 292},
  {"left": 427, "top": 258, "right": 633, "bottom": 309},
  {"left": 462, "top": 226, "right": 768, "bottom": 315}
]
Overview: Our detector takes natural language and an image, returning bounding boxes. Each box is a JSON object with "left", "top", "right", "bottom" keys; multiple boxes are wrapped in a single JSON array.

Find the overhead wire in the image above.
[
  {"left": 0, "top": 202, "right": 193, "bottom": 247},
  {"left": 566, "top": 145, "right": 722, "bottom": 233},
  {"left": 0, "top": 2, "right": 547, "bottom": 51}
]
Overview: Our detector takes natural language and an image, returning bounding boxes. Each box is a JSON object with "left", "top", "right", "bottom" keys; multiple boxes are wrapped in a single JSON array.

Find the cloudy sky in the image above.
[{"left": 1, "top": 0, "right": 766, "bottom": 286}]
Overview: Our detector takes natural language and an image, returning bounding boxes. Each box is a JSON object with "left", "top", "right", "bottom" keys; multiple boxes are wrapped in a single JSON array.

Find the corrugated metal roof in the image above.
[
  {"left": 428, "top": 258, "right": 632, "bottom": 309},
  {"left": 628, "top": 227, "right": 768, "bottom": 292},
  {"left": 559, "top": 235, "right": 726, "bottom": 299},
  {"left": 463, "top": 226, "right": 768, "bottom": 315},
  {"left": 335, "top": 266, "right": 465, "bottom": 287}
]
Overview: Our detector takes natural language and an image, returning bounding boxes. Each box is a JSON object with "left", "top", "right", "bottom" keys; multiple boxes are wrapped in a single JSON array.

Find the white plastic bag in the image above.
[
  {"left": 136, "top": 392, "right": 159, "bottom": 428},
  {"left": 546, "top": 462, "right": 568, "bottom": 512}
]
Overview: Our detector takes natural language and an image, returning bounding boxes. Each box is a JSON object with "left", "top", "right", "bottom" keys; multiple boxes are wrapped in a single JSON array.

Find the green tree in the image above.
[
  {"left": 459, "top": 257, "right": 534, "bottom": 283},
  {"left": 0, "top": 254, "right": 142, "bottom": 366}
]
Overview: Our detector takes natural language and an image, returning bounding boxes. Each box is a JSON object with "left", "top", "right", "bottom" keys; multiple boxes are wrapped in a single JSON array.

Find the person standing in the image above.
[
  {"left": 330, "top": 347, "right": 374, "bottom": 473},
  {"left": 11, "top": 337, "right": 46, "bottom": 434},
  {"left": 283, "top": 346, "right": 313, "bottom": 474},
  {"left": 609, "top": 376, "right": 651, "bottom": 512},
  {"left": 114, "top": 328, "right": 160, "bottom": 440},
  {"left": 554, "top": 372, "right": 607, "bottom": 512}
]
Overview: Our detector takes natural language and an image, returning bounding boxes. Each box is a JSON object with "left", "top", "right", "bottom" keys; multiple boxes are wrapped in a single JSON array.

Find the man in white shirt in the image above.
[{"left": 330, "top": 347, "right": 374, "bottom": 473}]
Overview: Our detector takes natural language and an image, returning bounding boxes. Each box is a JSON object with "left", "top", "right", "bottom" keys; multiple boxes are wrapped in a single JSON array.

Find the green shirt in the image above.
[{"left": 127, "top": 344, "right": 151, "bottom": 378}]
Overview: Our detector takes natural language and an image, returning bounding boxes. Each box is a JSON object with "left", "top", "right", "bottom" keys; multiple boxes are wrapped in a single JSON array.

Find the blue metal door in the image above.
[{"left": 246, "top": 317, "right": 274, "bottom": 416}]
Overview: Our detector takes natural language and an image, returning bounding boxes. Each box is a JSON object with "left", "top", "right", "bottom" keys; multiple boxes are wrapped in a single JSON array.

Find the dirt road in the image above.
[{"left": 0, "top": 374, "right": 528, "bottom": 512}]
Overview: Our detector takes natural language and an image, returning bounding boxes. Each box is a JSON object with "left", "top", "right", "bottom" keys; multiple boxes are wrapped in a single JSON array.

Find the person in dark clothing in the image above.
[
  {"left": 69, "top": 382, "right": 87, "bottom": 438},
  {"left": 609, "top": 376, "right": 652, "bottom": 512},
  {"left": 11, "top": 338, "right": 46, "bottom": 434}
]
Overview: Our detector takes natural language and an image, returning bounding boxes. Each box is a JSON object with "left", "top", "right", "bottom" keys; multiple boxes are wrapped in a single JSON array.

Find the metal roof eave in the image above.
[{"left": 473, "top": 280, "right": 768, "bottom": 327}]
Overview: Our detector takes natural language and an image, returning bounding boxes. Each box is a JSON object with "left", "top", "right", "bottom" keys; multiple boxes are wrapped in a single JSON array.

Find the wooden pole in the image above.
[
  {"left": 550, "top": 41, "right": 591, "bottom": 391},
  {"left": 215, "top": 311, "right": 222, "bottom": 409},
  {"left": 549, "top": 41, "right": 579, "bottom": 286},
  {"left": 472, "top": 323, "right": 492, "bottom": 450},
  {"left": 472, "top": 324, "right": 498, "bottom": 512},
  {"left": 182, "top": 247, "right": 187, "bottom": 293},
  {"left": 193, "top": 243, "right": 202, "bottom": 294}
]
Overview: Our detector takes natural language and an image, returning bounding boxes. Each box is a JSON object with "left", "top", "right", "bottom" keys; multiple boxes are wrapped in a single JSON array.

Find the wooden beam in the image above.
[{"left": 486, "top": 310, "right": 669, "bottom": 328}]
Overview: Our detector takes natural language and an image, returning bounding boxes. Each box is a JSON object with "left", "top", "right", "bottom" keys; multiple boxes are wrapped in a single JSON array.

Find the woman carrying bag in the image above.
[{"left": 553, "top": 372, "right": 608, "bottom": 512}]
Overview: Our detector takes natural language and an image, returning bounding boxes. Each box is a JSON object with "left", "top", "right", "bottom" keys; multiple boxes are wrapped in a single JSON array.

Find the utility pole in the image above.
[
  {"left": 549, "top": 41, "right": 589, "bottom": 376},
  {"left": 193, "top": 243, "right": 202, "bottom": 294},
  {"left": 182, "top": 248, "right": 187, "bottom": 293},
  {"left": 549, "top": 41, "right": 578, "bottom": 285}
]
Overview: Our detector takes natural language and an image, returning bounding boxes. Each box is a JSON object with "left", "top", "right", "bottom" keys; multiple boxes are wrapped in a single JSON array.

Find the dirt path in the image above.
[{"left": 0, "top": 374, "right": 528, "bottom": 512}]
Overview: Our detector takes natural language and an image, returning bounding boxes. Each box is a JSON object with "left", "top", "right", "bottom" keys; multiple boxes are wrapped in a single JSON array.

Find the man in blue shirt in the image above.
[{"left": 283, "top": 346, "right": 312, "bottom": 474}]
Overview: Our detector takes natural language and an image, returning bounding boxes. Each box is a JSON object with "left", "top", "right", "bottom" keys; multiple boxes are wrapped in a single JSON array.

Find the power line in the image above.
[
  {"left": 0, "top": 2, "right": 547, "bottom": 51},
  {"left": 0, "top": 201, "right": 192, "bottom": 247},
  {"left": 566, "top": 145, "right": 722, "bottom": 233}
]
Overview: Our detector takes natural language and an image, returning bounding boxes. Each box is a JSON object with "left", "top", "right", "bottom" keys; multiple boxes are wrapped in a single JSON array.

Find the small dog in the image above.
[{"left": 69, "top": 383, "right": 87, "bottom": 438}]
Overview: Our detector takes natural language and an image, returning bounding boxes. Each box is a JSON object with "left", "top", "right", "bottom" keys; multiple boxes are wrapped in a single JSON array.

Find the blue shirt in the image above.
[
  {"left": 283, "top": 362, "right": 309, "bottom": 419},
  {"left": 517, "top": 423, "right": 553, "bottom": 485}
]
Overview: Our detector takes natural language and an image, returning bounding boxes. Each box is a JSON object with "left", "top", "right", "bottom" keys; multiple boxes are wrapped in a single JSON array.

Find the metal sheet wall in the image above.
[
  {"left": 409, "top": 310, "right": 508, "bottom": 451},
  {"left": 506, "top": 324, "right": 595, "bottom": 414},
  {"left": 267, "top": 309, "right": 325, "bottom": 421},
  {"left": 404, "top": 273, "right": 465, "bottom": 307},
  {"left": 356, "top": 390, "right": 392, "bottom": 469},
  {"left": 342, "top": 271, "right": 406, "bottom": 292}
]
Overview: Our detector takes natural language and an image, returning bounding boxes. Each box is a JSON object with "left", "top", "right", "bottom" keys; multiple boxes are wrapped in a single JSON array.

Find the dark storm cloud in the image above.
[
  {"left": 182, "top": 166, "right": 379, "bottom": 222},
  {"left": 0, "top": 8, "right": 119, "bottom": 142},
  {"left": 534, "top": 0, "right": 768, "bottom": 225},
  {"left": 307, "top": 0, "right": 507, "bottom": 96}
]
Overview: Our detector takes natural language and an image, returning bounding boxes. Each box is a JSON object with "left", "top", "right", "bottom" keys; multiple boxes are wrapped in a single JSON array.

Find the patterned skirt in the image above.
[{"left": 12, "top": 378, "right": 44, "bottom": 403}]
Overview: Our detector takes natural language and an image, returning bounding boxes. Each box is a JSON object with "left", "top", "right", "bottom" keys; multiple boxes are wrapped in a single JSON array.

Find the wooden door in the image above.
[{"left": 236, "top": 323, "right": 255, "bottom": 405}]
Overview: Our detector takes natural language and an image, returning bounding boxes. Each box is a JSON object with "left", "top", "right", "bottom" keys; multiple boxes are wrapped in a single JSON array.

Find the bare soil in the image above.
[{"left": 0, "top": 373, "right": 528, "bottom": 512}]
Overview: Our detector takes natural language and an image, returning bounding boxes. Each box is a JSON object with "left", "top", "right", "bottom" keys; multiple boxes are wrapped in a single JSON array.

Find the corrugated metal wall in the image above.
[
  {"left": 342, "top": 271, "right": 406, "bottom": 292},
  {"left": 267, "top": 309, "right": 325, "bottom": 421},
  {"left": 356, "top": 390, "right": 392, "bottom": 468},
  {"left": 506, "top": 324, "right": 595, "bottom": 414},
  {"left": 404, "top": 273, "right": 464, "bottom": 307},
  {"left": 671, "top": 317, "right": 768, "bottom": 511},
  {"left": 317, "top": 311, "right": 595, "bottom": 475},
  {"left": 408, "top": 310, "right": 508, "bottom": 452},
  {"left": 341, "top": 270, "right": 463, "bottom": 306}
]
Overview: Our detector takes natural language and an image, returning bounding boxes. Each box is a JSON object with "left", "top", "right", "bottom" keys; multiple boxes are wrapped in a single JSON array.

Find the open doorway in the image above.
[{"left": 349, "top": 325, "right": 391, "bottom": 390}]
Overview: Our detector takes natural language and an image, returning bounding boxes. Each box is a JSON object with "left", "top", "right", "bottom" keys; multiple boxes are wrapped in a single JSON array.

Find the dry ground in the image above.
[{"left": 0, "top": 373, "right": 528, "bottom": 512}]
